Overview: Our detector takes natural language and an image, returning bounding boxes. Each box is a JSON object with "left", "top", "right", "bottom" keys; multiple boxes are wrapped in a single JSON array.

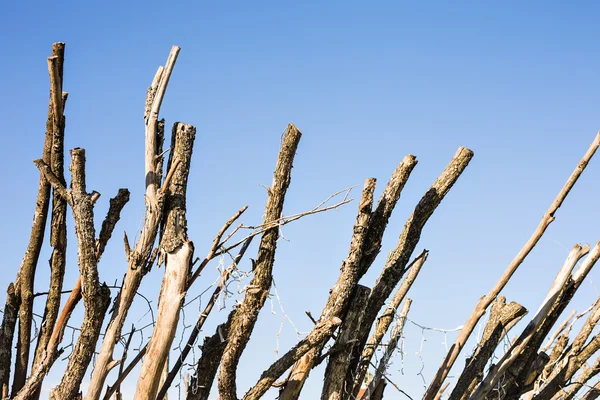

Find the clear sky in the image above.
[{"left": 2, "top": 1, "right": 600, "bottom": 399}]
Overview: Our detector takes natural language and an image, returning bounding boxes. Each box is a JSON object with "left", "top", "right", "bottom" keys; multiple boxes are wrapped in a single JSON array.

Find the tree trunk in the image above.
[
  {"left": 135, "top": 122, "right": 196, "bottom": 400},
  {"left": 279, "top": 155, "right": 418, "bottom": 399},
  {"left": 321, "top": 285, "right": 371, "bottom": 400},
  {"left": 218, "top": 123, "right": 302, "bottom": 400}
]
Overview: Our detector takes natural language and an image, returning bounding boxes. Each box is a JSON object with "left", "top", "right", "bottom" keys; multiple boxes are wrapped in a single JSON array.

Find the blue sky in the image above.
[{"left": 2, "top": 1, "right": 600, "bottom": 399}]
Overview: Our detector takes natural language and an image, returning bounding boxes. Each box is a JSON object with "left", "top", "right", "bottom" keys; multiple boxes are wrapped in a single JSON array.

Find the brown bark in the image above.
[
  {"left": 9, "top": 44, "right": 65, "bottom": 395},
  {"left": 425, "top": 131, "right": 600, "bottom": 400},
  {"left": 85, "top": 46, "right": 180, "bottom": 400},
  {"left": 352, "top": 250, "right": 428, "bottom": 391},
  {"left": 361, "top": 298, "right": 413, "bottom": 400},
  {"left": 472, "top": 243, "right": 598, "bottom": 400},
  {"left": 348, "top": 146, "right": 474, "bottom": 399},
  {"left": 279, "top": 155, "right": 418, "bottom": 400},
  {"left": 479, "top": 243, "right": 598, "bottom": 400},
  {"left": 580, "top": 380, "right": 600, "bottom": 400},
  {"left": 321, "top": 285, "right": 371, "bottom": 400},
  {"left": 157, "top": 237, "right": 254, "bottom": 400},
  {"left": 0, "top": 283, "right": 18, "bottom": 395},
  {"left": 449, "top": 297, "right": 527, "bottom": 400},
  {"left": 280, "top": 178, "right": 377, "bottom": 399},
  {"left": 186, "top": 312, "right": 234, "bottom": 400},
  {"left": 217, "top": 123, "right": 302, "bottom": 400},
  {"left": 30, "top": 149, "right": 110, "bottom": 399},
  {"left": 32, "top": 46, "right": 67, "bottom": 390},
  {"left": 242, "top": 316, "right": 342, "bottom": 400},
  {"left": 135, "top": 122, "right": 196, "bottom": 400}
]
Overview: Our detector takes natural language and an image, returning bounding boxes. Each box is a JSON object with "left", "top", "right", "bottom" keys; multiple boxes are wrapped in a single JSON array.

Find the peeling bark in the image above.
[{"left": 135, "top": 122, "right": 196, "bottom": 400}]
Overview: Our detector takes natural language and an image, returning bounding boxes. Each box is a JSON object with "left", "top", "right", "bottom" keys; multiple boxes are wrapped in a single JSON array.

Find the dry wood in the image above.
[
  {"left": 580, "top": 380, "right": 600, "bottom": 400},
  {"left": 280, "top": 155, "right": 418, "bottom": 400},
  {"left": 242, "top": 316, "right": 342, "bottom": 400},
  {"left": 425, "top": 131, "right": 600, "bottom": 400},
  {"left": 321, "top": 285, "right": 371, "bottom": 400},
  {"left": 347, "top": 146, "right": 473, "bottom": 399},
  {"left": 549, "top": 355, "right": 600, "bottom": 400},
  {"left": 280, "top": 178, "right": 376, "bottom": 399},
  {"left": 135, "top": 122, "right": 196, "bottom": 400},
  {"left": 7, "top": 45, "right": 64, "bottom": 395},
  {"left": 217, "top": 123, "right": 302, "bottom": 400},
  {"left": 449, "top": 297, "right": 527, "bottom": 400},
  {"left": 352, "top": 250, "right": 428, "bottom": 391},
  {"left": 85, "top": 46, "right": 180, "bottom": 400},
  {"left": 482, "top": 242, "right": 598, "bottom": 400},
  {"left": 0, "top": 283, "right": 18, "bottom": 396},
  {"left": 470, "top": 243, "right": 592, "bottom": 399},
  {"left": 32, "top": 46, "right": 67, "bottom": 394},
  {"left": 540, "top": 309, "right": 576, "bottom": 354},
  {"left": 361, "top": 298, "right": 413, "bottom": 400},
  {"left": 29, "top": 149, "right": 111, "bottom": 399},
  {"left": 186, "top": 312, "right": 234, "bottom": 400},
  {"left": 157, "top": 237, "right": 253, "bottom": 399}
]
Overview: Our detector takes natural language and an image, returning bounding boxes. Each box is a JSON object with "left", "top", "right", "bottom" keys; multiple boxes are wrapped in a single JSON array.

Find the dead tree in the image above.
[
  {"left": 425, "top": 131, "right": 600, "bottom": 400},
  {"left": 135, "top": 122, "right": 196, "bottom": 399},
  {"left": 4, "top": 41, "right": 600, "bottom": 400}
]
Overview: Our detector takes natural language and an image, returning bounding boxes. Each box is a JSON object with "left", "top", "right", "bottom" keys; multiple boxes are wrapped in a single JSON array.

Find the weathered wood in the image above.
[
  {"left": 85, "top": 46, "right": 179, "bottom": 400},
  {"left": 580, "top": 380, "right": 600, "bottom": 400},
  {"left": 32, "top": 46, "right": 67, "bottom": 396},
  {"left": 186, "top": 312, "right": 234, "bottom": 400},
  {"left": 352, "top": 250, "right": 428, "bottom": 391},
  {"left": 321, "top": 285, "right": 371, "bottom": 400},
  {"left": 449, "top": 297, "right": 526, "bottom": 400},
  {"left": 157, "top": 237, "right": 253, "bottom": 400},
  {"left": 481, "top": 242, "right": 598, "bottom": 400},
  {"left": 0, "top": 283, "right": 18, "bottom": 395},
  {"left": 348, "top": 147, "right": 473, "bottom": 399},
  {"left": 361, "top": 298, "right": 413, "bottom": 400},
  {"left": 242, "top": 317, "right": 342, "bottom": 400},
  {"left": 9, "top": 45, "right": 64, "bottom": 396},
  {"left": 471, "top": 244, "right": 593, "bottom": 399},
  {"left": 31, "top": 149, "right": 110, "bottom": 399},
  {"left": 279, "top": 155, "right": 418, "bottom": 400},
  {"left": 135, "top": 122, "right": 196, "bottom": 400},
  {"left": 218, "top": 123, "right": 302, "bottom": 400},
  {"left": 280, "top": 178, "right": 377, "bottom": 399},
  {"left": 425, "top": 131, "right": 600, "bottom": 400}
]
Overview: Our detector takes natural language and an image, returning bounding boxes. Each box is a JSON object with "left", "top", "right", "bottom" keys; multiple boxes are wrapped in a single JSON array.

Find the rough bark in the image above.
[
  {"left": 348, "top": 146, "right": 474, "bottom": 399},
  {"left": 472, "top": 243, "right": 598, "bottom": 400},
  {"left": 352, "top": 250, "right": 428, "bottom": 391},
  {"left": 580, "top": 380, "right": 600, "bottom": 400},
  {"left": 9, "top": 45, "right": 64, "bottom": 395},
  {"left": 85, "top": 46, "right": 179, "bottom": 400},
  {"left": 279, "top": 155, "right": 418, "bottom": 400},
  {"left": 135, "top": 122, "right": 196, "bottom": 400},
  {"left": 30, "top": 149, "right": 111, "bottom": 399},
  {"left": 321, "top": 285, "right": 371, "bottom": 400},
  {"left": 449, "top": 297, "right": 527, "bottom": 400},
  {"left": 280, "top": 178, "right": 377, "bottom": 399},
  {"left": 481, "top": 243, "right": 597, "bottom": 400},
  {"left": 360, "top": 298, "right": 412, "bottom": 400},
  {"left": 0, "top": 283, "right": 18, "bottom": 395},
  {"left": 217, "top": 123, "right": 302, "bottom": 400},
  {"left": 425, "top": 131, "right": 600, "bottom": 400},
  {"left": 242, "top": 317, "right": 342, "bottom": 400},
  {"left": 32, "top": 46, "right": 67, "bottom": 392},
  {"left": 186, "top": 312, "right": 234, "bottom": 400}
]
